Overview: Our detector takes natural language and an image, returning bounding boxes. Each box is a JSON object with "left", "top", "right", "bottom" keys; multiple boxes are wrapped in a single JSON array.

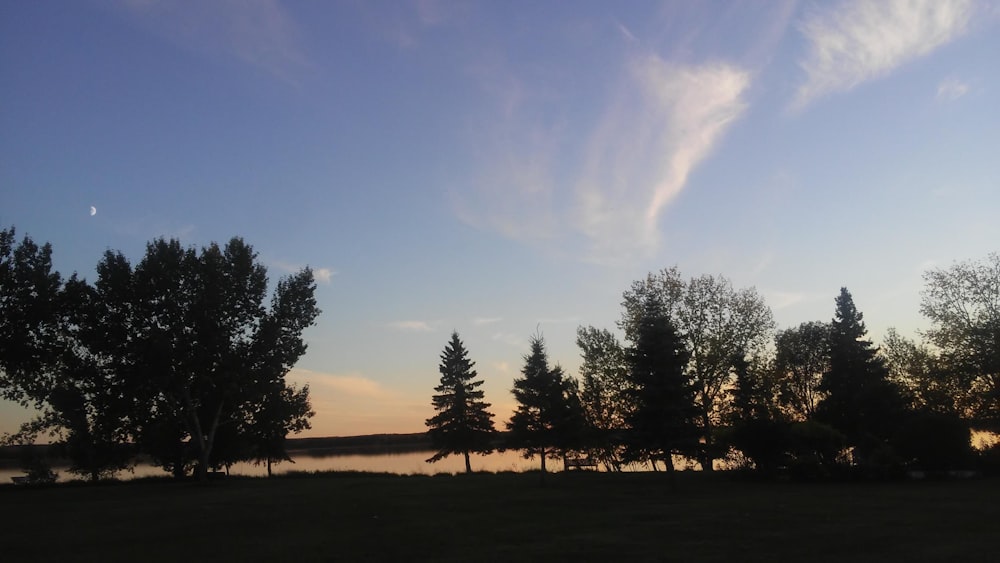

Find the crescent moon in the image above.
[{"left": 90, "top": 206, "right": 97, "bottom": 216}]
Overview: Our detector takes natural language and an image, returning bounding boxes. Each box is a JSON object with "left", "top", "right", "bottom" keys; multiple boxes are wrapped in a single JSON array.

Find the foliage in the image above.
[
  {"left": 623, "top": 293, "right": 698, "bottom": 473},
  {"left": 506, "top": 334, "right": 585, "bottom": 475},
  {"left": 0, "top": 227, "right": 319, "bottom": 480},
  {"left": 920, "top": 253, "right": 1000, "bottom": 426},
  {"left": 892, "top": 409, "right": 973, "bottom": 471},
  {"left": 620, "top": 267, "right": 775, "bottom": 470},
  {"left": 816, "top": 288, "right": 907, "bottom": 461},
  {"left": 883, "top": 328, "right": 960, "bottom": 414},
  {"left": 575, "top": 325, "right": 631, "bottom": 470},
  {"left": 425, "top": 332, "right": 496, "bottom": 473},
  {"left": 774, "top": 321, "right": 830, "bottom": 419}
]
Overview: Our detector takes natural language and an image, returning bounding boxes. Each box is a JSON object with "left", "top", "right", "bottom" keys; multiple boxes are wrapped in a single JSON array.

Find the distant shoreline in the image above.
[{"left": 0, "top": 432, "right": 437, "bottom": 469}]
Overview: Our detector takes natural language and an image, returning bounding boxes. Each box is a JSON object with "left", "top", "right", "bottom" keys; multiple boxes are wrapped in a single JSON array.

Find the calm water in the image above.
[{"left": 1, "top": 449, "right": 546, "bottom": 483}]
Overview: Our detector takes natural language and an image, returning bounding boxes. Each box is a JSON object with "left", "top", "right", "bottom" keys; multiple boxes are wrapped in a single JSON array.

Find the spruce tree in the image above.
[
  {"left": 507, "top": 334, "right": 582, "bottom": 476},
  {"left": 624, "top": 295, "right": 698, "bottom": 474},
  {"left": 425, "top": 332, "right": 496, "bottom": 473},
  {"left": 817, "top": 288, "right": 905, "bottom": 461}
]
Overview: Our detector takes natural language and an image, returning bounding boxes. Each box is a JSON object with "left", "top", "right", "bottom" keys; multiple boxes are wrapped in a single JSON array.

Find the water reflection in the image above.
[{"left": 2, "top": 450, "right": 544, "bottom": 483}]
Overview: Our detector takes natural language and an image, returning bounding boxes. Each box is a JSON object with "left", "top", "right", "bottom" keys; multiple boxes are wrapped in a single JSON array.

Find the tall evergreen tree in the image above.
[
  {"left": 426, "top": 332, "right": 496, "bottom": 473},
  {"left": 507, "top": 334, "right": 582, "bottom": 476},
  {"left": 624, "top": 294, "right": 698, "bottom": 475},
  {"left": 816, "top": 288, "right": 905, "bottom": 461}
]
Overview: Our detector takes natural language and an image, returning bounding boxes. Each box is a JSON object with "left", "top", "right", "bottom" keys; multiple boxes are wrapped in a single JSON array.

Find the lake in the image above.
[{"left": 1, "top": 449, "right": 548, "bottom": 483}]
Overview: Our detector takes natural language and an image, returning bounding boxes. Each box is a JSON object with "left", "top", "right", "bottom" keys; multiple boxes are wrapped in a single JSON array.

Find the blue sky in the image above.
[{"left": 2, "top": 0, "right": 998, "bottom": 438}]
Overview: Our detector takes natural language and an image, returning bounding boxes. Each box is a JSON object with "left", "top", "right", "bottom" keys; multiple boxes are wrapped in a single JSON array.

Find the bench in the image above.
[
  {"left": 564, "top": 455, "right": 598, "bottom": 471},
  {"left": 11, "top": 471, "right": 57, "bottom": 485}
]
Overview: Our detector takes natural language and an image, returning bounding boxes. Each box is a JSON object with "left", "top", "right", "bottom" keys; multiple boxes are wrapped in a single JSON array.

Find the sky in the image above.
[{"left": 2, "top": 0, "right": 999, "bottom": 439}]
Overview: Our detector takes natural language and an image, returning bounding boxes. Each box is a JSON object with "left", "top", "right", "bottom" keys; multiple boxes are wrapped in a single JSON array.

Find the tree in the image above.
[
  {"left": 0, "top": 227, "right": 64, "bottom": 407},
  {"left": 623, "top": 293, "right": 698, "bottom": 476},
  {"left": 816, "top": 288, "right": 906, "bottom": 462},
  {"left": 507, "top": 334, "right": 583, "bottom": 477},
  {"left": 1, "top": 230, "right": 321, "bottom": 480},
  {"left": 126, "top": 238, "right": 320, "bottom": 479},
  {"left": 1, "top": 229, "right": 133, "bottom": 480},
  {"left": 425, "top": 332, "right": 497, "bottom": 473},
  {"left": 774, "top": 322, "right": 831, "bottom": 420},
  {"left": 920, "top": 253, "right": 1000, "bottom": 427},
  {"left": 883, "top": 328, "right": 960, "bottom": 415},
  {"left": 621, "top": 267, "right": 775, "bottom": 470},
  {"left": 576, "top": 325, "right": 630, "bottom": 470}
]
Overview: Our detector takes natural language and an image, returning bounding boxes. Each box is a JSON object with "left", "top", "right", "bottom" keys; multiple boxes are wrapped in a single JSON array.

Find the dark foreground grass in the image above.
[{"left": 2, "top": 471, "right": 997, "bottom": 562}]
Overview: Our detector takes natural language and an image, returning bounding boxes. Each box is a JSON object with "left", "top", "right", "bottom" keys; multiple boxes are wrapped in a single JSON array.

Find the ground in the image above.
[{"left": 2, "top": 471, "right": 997, "bottom": 562}]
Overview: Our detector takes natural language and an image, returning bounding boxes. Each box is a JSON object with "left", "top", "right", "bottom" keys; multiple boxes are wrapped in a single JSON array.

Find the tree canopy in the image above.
[{"left": 0, "top": 227, "right": 319, "bottom": 480}]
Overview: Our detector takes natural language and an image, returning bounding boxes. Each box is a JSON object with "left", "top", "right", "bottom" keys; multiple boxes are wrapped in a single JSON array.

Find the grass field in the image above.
[{"left": 2, "top": 471, "right": 997, "bottom": 562}]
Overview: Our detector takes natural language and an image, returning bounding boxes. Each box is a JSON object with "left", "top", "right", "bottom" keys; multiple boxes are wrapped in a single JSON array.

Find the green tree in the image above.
[
  {"left": 774, "top": 321, "right": 831, "bottom": 420},
  {"left": 816, "top": 288, "right": 906, "bottom": 462},
  {"left": 621, "top": 267, "right": 775, "bottom": 470},
  {"left": 623, "top": 294, "right": 698, "bottom": 476},
  {"left": 920, "top": 253, "right": 1000, "bottom": 427},
  {"left": 425, "top": 331, "right": 497, "bottom": 473},
  {"left": 507, "top": 334, "right": 583, "bottom": 477},
  {"left": 576, "top": 325, "right": 630, "bottom": 470}
]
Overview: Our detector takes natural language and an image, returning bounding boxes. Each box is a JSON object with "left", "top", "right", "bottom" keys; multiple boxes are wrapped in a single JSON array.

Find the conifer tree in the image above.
[
  {"left": 624, "top": 294, "right": 698, "bottom": 474},
  {"left": 507, "top": 334, "right": 583, "bottom": 476},
  {"left": 817, "top": 288, "right": 905, "bottom": 460},
  {"left": 426, "top": 332, "right": 496, "bottom": 473}
]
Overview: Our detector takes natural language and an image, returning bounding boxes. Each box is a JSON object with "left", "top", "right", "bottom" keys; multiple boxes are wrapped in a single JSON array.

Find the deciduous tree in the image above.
[
  {"left": 920, "top": 253, "right": 1000, "bottom": 426},
  {"left": 774, "top": 321, "right": 830, "bottom": 420},
  {"left": 621, "top": 267, "right": 775, "bottom": 470},
  {"left": 576, "top": 325, "right": 630, "bottom": 470}
]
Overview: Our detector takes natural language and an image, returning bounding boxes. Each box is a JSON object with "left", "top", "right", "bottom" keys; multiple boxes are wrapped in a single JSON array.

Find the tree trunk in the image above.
[
  {"left": 267, "top": 458, "right": 273, "bottom": 478},
  {"left": 700, "top": 408, "right": 714, "bottom": 472},
  {"left": 463, "top": 450, "right": 471, "bottom": 474}
]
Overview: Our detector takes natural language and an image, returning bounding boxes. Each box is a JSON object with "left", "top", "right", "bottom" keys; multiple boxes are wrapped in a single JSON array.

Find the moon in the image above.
[{"left": 90, "top": 206, "right": 97, "bottom": 216}]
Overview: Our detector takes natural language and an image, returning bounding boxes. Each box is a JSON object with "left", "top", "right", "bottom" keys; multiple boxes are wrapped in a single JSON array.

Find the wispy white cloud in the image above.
[
  {"left": 455, "top": 53, "right": 750, "bottom": 265},
  {"left": 937, "top": 77, "right": 970, "bottom": 101},
  {"left": 575, "top": 56, "right": 750, "bottom": 263},
  {"left": 616, "top": 21, "right": 638, "bottom": 43},
  {"left": 106, "top": 0, "right": 310, "bottom": 83},
  {"left": 472, "top": 316, "right": 503, "bottom": 326},
  {"left": 386, "top": 320, "right": 434, "bottom": 332},
  {"left": 793, "top": 0, "right": 975, "bottom": 110}
]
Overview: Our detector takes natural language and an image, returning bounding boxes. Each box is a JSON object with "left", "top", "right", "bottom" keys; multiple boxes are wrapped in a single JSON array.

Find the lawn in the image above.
[{"left": 2, "top": 471, "right": 997, "bottom": 562}]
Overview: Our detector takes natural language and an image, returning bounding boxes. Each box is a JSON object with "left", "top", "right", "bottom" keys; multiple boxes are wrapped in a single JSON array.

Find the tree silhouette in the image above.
[
  {"left": 774, "top": 321, "right": 830, "bottom": 420},
  {"left": 576, "top": 325, "right": 631, "bottom": 471},
  {"left": 816, "top": 288, "right": 905, "bottom": 462},
  {"left": 623, "top": 294, "right": 698, "bottom": 475},
  {"left": 425, "top": 331, "right": 496, "bottom": 473},
  {"left": 621, "top": 268, "right": 774, "bottom": 471},
  {"left": 920, "top": 253, "right": 1000, "bottom": 426},
  {"left": 507, "top": 334, "right": 583, "bottom": 477},
  {"left": 1, "top": 228, "right": 320, "bottom": 480}
]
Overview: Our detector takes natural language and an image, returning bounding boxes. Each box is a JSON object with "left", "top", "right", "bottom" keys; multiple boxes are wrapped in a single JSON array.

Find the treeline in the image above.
[
  {"left": 427, "top": 259, "right": 1000, "bottom": 478},
  {"left": 0, "top": 227, "right": 320, "bottom": 480}
]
